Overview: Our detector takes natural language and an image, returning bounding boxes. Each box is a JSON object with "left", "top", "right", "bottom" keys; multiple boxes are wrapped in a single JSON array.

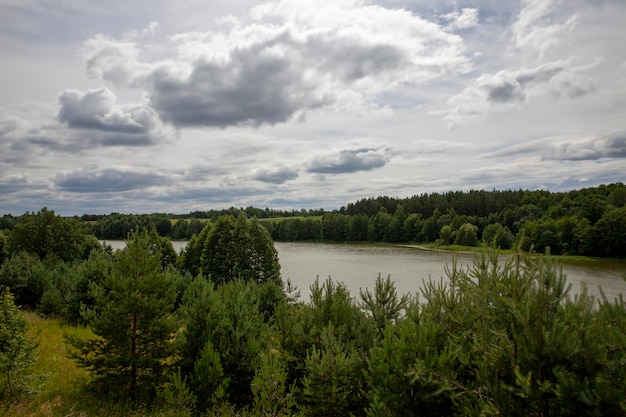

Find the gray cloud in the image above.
[
  {"left": 549, "top": 70, "right": 596, "bottom": 98},
  {"left": 252, "top": 167, "right": 299, "bottom": 184},
  {"left": 55, "top": 168, "right": 167, "bottom": 193},
  {"left": 81, "top": 1, "right": 469, "bottom": 128},
  {"left": 483, "top": 61, "right": 567, "bottom": 104},
  {"left": 58, "top": 88, "right": 173, "bottom": 146},
  {"left": 147, "top": 48, "right": 327, "bottom": 127},
  {"left": 307, "top": 147, "right": 389, "bottom": 174},
  {"left": 484, "top": 78, "right": 525, "bottom": 103},
  {"left": 544, "top": 131, "right": 626, "bottom": 161},
  {"left": 0, "top": 175, "right": 29, "bottom": 194},
  {"left": 443, "top": 60, "right": 596, "bottom": 125},
  {"left": 168, "top": 186, "right": 263, "bottom": 203}
]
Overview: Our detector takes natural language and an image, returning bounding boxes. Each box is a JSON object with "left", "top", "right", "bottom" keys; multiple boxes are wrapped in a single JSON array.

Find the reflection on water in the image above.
[{"left": 101, "top": 240, "right": 626, "bottom": 302}]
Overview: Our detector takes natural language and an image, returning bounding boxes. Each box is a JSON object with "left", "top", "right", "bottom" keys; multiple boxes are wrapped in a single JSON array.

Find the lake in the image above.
[{"left": 101, "top": 240, "right": 626, "bottom": 302}]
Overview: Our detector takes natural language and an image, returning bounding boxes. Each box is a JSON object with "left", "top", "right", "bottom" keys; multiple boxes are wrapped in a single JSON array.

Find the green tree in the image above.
[
  {"left": 0, "top": 290, "right": 37, "bottom": 401},
  {"left": 171, "top": 220, "right": 190, "bottom": 240},
  {"left": 402, "top": 213, "right": 423, "bottom": 242},
  {"left": 0, "top": 251, "right": 48, "bottom": 308},
  {"left": 8, "top": 207, "right": 99, "bottom": 262},
  {"left": 200, "top": 214, "right": 281, "bottom": 286},
  {"left": 155, "top": 216, "right": 173, "bottom": 237},
  {"left": 360, "top": 274, "right": 407, "bottom": 334},
  {"left": 66, "top": 229, "right": 178, "bottom": 402},
  {"left": 438, "top": 225, "right": 453, "bottom": 245},
  {"left": 301, "top": 326, "right": 364, "bottom": 417},
  {"left": 591, "top": 207, "right": 626, "bottom": 257},
  {"left": 252, "top": 350, "right": 300, "bottom": 417},
  {"left": 454, "top": 223, "right": 479, "bottom": 246},
  {"left": 368, "top": 208, "right": 392, "bottom": 242},
  {"left": 178, "top": 277, "right": 269, "bottom": 409},
  {"left": 482, "top": 222, "right": 515, "bottom": 249},
  {"left": 421, "top": 216, "right": 439, "bottom": 243},
  {"left": 0, "top": 232, "right": 7, "bottom": 266},
  {"left": 179, "top": 223, "right": 211, "bottom": 277}
]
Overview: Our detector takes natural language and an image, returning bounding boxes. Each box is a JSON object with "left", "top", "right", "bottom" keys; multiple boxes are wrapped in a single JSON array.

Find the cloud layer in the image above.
[{"left": 0, "top": 0, "right": 625, "bottom": 215}]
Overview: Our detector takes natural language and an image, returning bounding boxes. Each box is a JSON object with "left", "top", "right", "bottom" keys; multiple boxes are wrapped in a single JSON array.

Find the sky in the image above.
[{"left": 1, "top": 0, "right": 625, "bottom": 216}]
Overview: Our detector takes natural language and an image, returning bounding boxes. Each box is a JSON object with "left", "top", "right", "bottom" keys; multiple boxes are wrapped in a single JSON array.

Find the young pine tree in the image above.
[
  {"left": 66, "top": 229, "right": 178, "bottom": 402},
  {"left": 0, "top": 290, "right": 37, "bottom": 402}
]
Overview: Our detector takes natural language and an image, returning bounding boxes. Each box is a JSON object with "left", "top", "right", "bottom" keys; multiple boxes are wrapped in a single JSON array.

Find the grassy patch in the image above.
[
  {"left": 1, "top": 314, "right": 181, "bottom": 417},
  {"left": 2, "top": 313, "right": 90, "bottom": 416}
]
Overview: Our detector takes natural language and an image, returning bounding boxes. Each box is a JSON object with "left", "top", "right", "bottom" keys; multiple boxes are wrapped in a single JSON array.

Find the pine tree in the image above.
[
  {"left": 0, "top": 290, "right": 37, "bottom": 401},
  {"left": 66, "top": 229, "right": 178, "bottom": 402}
]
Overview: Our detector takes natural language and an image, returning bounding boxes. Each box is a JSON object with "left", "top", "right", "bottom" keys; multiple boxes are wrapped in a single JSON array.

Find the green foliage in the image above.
[
  {"left": 301, "top": 326, "right": 364, "bottom": 417},
  {"left": 192, "top": 341, "right": 229, "bottom": 408},
  {"left": 178, "top": 277, "right": 270, "bottom": 409},
  {"left": 453, "top": 223, "right": 479, "bottom": 246},
  {"left": 178, "top": 223, "right": 211, "bottom": 277},
  {"left": 368, "top": 207, "right": 392, "bottom": 242},
  {"left": 66, "top": 229, "right": 178, "bottom": 402},
  {"left": 0, "top": 231, "right": 7, "bottom": 265},
  {"left": 64, "top": 249, "right": 113, "bottom": 324},
  {"left": 252, "top": 351, "right": 300, "bottom": 417},
  {"left": 0, "top": 251, "right": 48, "bottom": 308},
  {"left": 361, "top": 281, "right": 428, "bottom": 417},
  {"left": 199, "top": 214, "right": 281, "bottom": 286},
  {"left": 482, "top": 222, "right": 515, "bottom": 249},
  {"left": 591, "top": 206, "right": 626, "bottom": 257},
  {"left": 438, "top": 224, "right": 453, "bottom": 245},
  {"left": 159, "top": 368, "right": 195, "bottom": 417},
  {"left": 8, "top": 207, "right": 98, "bottom": 262},
  {"left": 0, "top": 290, "right": 37, "bottom": 401},
  {"left": 360, "top": 274, "right": 407, "bottom": 333}
]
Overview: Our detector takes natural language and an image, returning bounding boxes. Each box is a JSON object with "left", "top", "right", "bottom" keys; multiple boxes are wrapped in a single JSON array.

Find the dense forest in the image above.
[
  {"left": 0, "top": 185, "right": 625, "bottom": 416},
  {"left": 18, "top": 182, "right": 623, "bottom": 257}
]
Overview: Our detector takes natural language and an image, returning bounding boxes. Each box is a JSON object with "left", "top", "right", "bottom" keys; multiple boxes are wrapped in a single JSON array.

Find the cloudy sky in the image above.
[{"left": 1, "top": 0, "right": 624, "bottom": 215}]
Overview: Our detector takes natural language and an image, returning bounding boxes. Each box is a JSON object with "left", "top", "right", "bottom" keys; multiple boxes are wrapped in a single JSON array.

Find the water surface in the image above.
[{"left": 102, "top": 240, "right": 626, "bottom": 302}]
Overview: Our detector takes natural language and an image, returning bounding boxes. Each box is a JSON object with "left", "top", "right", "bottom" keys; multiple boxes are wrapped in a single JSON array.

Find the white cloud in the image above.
[
  {"left": 443, "top": 8, "right": 479, "bottom": 31},
  {"left": 81, "top": 0, "right": 471, "bottom": 128},
  {"left": 509, "top": 0, "right": 578, "bottom": 56}
]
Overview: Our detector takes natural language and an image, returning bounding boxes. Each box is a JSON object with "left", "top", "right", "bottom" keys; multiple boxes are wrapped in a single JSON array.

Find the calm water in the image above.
[
  {"left": 102, "top": 240, "right": 626, "bottom": 302},
  {"left": 275, "top": 242, "right": 626, "bottom": 302}
]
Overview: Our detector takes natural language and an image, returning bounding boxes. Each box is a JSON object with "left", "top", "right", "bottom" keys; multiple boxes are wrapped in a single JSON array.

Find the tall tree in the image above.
[
  {"left": 200, "top": 214, "right": 281, "bottom": 286},
  {"left": 66, "top": 229, "right": 178, "bottom": 401}
]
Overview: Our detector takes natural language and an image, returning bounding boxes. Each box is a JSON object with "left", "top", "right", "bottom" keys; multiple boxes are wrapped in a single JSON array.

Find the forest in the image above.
[
  {"left": 0, "top": 184, "right": 625, "bottom": 416},
  {"left": 16, "top": 182, "right": 622, "bottom": 258}
]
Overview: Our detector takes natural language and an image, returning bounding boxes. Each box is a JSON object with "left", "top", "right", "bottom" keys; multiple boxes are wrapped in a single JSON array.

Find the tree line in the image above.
[
  {"left": 0, "top": 207, "right": 625, "bottom": 415},
  {"left": 49, "top": 182, "right": 625, "bottom": 258},
  {"left": 262, "top": 183, "right": 626, "bottom": 258}
]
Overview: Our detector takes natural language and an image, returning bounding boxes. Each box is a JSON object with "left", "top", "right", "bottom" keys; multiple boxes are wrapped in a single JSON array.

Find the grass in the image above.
[
  {"left": 0, "top": 314, "right": 181, "bottom": 417},
  {"left": 1, "top": 313, "right": 97, "bottom": 417}
]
